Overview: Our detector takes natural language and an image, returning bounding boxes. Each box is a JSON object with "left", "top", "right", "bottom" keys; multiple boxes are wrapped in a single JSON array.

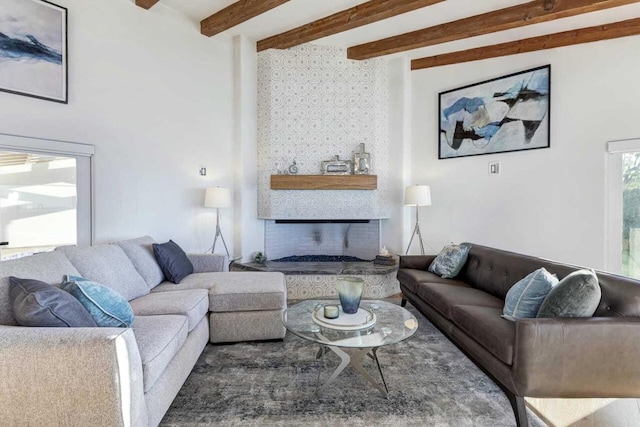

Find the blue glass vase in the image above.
[{"left": 337, "top": 276, "right": 364, "bottom": 314}]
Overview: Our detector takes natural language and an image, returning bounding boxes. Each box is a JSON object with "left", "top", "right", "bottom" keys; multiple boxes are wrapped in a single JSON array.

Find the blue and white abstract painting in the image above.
[
  {"left": 0, "top": 0, "right": 67, "bottom": 103},
  {"left": 439, "top": 65, "right": 550, "bottom": 159}
]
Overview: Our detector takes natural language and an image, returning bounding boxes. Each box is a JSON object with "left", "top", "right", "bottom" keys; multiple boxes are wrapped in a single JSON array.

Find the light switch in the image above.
[{"left": 488, "top": 161, "right": 500, "bottom": 175}]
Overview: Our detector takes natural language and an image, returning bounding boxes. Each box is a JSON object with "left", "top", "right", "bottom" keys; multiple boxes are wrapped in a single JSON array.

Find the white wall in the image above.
[
  {"left": 233, "top": 35, "right": 263, "bottom": 262},
  {"left": 411, "top": 35, "right": 640, "bottom": 268},
  {"left": 0, "top": 0, "right": 235, "bottom": 252},
  {"left": 384, "top": 57, "right": 412, "bottom": 255}
]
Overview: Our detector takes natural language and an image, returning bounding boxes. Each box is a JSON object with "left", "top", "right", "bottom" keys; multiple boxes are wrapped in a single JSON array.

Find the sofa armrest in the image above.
[
  {"left": 0, "top": 326, "right": 147, "bottom": 426},
  {"left": 399, "top": 255, "right": 436, "bottom": 270},
  {"left": 188, "top": 253, "right": 227, "bottom": 273},
  {"left": 512, "top": 317, "right": 640, "bottom": 398}
]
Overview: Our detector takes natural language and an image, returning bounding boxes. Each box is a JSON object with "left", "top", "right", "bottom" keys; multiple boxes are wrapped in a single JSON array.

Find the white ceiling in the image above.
[{"left": 158, "top": 0, "right": 640, "bottom": 61}]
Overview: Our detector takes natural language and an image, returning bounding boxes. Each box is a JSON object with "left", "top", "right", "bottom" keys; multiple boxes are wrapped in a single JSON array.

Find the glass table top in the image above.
[{"left": 283, "top": 300, "right": 418, "bottom": 349}]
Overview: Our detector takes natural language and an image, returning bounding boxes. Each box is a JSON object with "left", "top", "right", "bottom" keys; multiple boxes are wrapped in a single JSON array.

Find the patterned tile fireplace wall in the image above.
[{"left": 257, "top": 44, "right": 390, "bottom": 220}]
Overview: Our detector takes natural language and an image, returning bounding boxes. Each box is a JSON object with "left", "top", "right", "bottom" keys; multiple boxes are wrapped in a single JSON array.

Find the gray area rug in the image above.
[{"left": 161, "top": 303, "right": 546, "bottom": 426}]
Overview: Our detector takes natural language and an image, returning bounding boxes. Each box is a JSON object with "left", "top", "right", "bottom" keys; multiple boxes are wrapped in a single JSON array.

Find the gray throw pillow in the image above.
[
  {"left": 428, "top": 244, "right": 471, "bottom": 279},
  {"left": 502, "top": 268, "right": 558, "bottom": 321},
  {"left": 9, "top": 277, "right": 97, "bottom": 327},
  {"left": 152, "top": 240, "right": 194, "bottom": 284},
  {"left": 537, "top": 269, "right": 601, "bottom": 318}
]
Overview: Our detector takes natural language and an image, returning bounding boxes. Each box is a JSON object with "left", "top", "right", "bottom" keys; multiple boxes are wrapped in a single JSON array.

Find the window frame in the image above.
[
  {"left": 606, "top": 138, "right": 640, "bottom": 275},
  {"left": 0, "top": 132, "right": 94, "bottom": 247}
]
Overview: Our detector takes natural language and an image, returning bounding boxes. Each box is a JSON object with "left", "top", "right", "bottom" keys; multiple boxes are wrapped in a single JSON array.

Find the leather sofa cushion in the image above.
[
  {"left": 132, "top": 315, "right": 188, "bottom": 392},
  {"left": 416, "top": 282, "right": 504, "bottom": 320},
  {"left": 451, "top": 305, "right": 515, "bottom": 365},
  {"left": 397, "top": 269, "right": 469, "bottom": 294},
  {"left": 453, "top": 243, "right": 640, "bottom": 318},
  {"left": 129, "top": 290, "right": 209, "bottom": 332},
  {"left": 458, "top": 243, "right": 577, "bottom": 300},
  {"left": 593, "top": 273, "right": 640, "bottom": 317}
]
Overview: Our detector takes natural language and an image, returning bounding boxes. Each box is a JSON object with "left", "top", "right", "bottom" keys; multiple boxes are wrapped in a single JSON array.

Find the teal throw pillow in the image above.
[
  {"left": 428, "top": 244, "right": 471, "bottom": 279},
  {"left": 537, "top": 269, "right": 601, "bottom": 318},
  {"left": 62, "top": 275, "right": 134, "bottom": 327},
  {"left": 502, "top": 268, "right": 558, "bottom": 321}
]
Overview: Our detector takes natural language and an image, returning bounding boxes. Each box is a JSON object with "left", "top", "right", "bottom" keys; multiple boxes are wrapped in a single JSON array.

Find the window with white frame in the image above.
[
  {"left": 0, "top": 134, "right": 93, "bottom": 260},
  {"left": 607, "top": 138, "right": 640, "bottom": 278}
]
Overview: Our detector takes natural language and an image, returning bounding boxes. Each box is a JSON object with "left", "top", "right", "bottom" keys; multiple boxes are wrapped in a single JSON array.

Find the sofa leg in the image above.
[{"left": 506, "top": 394, "right": 529, "bottom": 427}]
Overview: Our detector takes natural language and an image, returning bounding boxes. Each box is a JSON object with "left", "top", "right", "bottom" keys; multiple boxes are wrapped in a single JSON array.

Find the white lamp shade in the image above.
[
  {"left": 404, "top": 185, "right": 431, "bottom": 206},
  {"left": 204, "top": 187, "right": 231, "bottom": 208}
]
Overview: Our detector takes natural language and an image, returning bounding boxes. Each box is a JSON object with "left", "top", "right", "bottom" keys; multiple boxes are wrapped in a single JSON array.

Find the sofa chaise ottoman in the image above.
[{"left": 0, "top": 236, "right": 287, "bottom": 426}]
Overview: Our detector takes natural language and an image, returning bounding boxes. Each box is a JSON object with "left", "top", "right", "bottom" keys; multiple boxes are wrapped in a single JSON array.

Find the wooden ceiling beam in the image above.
[
  {"left": 348, "top": 0, "right": 640, "bottom": 59},
  {"left": 135, "top": 0, "right": 159, "bottom": 10},
  {"left": 201, "top": 0, "right": 290, "bottom": 37},
  {"left": 257, "top": 0, "right": 445, "bottom": 52},
  {"left": 411, "top": 17, "right": 640, "bottom": 69}
]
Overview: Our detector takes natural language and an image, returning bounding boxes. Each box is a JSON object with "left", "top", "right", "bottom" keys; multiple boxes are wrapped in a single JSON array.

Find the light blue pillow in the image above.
[
  {"left": 428, "top": 244, "right": 471, "bottom": 279},
  {"left": 502, "top": 268, "right": 558, "bottom": 322},
  {"left": 61, "top": 275, "right": 134, "bottom": 327}
]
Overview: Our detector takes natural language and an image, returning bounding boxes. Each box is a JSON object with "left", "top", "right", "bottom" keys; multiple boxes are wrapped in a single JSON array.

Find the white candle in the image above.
[{"left": 324, "top": 305, "right": 339, "bottom": 319}]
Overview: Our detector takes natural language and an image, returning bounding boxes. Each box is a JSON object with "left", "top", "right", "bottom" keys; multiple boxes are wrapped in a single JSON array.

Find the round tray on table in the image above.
[{"left": 311, "top": 306, "right": 377, "bottom": 331}]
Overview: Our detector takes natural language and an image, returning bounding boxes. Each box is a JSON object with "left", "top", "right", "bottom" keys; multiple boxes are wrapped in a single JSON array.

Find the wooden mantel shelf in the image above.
[{"left": 270, "top": 174, "right": 377, "bottom": 190}]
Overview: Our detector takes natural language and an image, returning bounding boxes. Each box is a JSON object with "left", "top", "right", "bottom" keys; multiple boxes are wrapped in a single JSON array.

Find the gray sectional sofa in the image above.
[
  {"left": 398, "top": 243, "right": 640, "bottom": 427},
  {"left": 0, "top": 236, "right": 287, "bottom": 426}
]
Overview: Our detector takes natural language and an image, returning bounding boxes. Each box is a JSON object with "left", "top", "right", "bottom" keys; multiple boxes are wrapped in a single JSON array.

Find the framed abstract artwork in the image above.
[
  {"left": 0, "top": 0, "right": 68, "bottom": 103},
  {"left": 438, "top": 65, "right": 550, "bottom": 159}
]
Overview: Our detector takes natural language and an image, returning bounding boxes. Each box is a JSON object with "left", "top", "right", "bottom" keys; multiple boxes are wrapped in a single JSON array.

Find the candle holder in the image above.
[{"left": 323, "top": 305, "right": 339, "bottom": 319}]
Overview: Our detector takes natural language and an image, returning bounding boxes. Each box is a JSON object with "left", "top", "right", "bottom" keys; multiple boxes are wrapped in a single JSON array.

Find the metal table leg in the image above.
[{"left": 316, "top": 345, "right": 389, "bottom": 398}]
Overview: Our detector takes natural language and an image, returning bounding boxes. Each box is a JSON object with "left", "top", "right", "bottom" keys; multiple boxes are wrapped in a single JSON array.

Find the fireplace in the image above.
[
  {"left": 264, "top": 219, "right": 380, "bottom": 261},
  {"left": 248, "top": 45, "right": 397, "bottom": 298},
  {"left": 232, "top": 218, "right": 398, "bottom": 299}
]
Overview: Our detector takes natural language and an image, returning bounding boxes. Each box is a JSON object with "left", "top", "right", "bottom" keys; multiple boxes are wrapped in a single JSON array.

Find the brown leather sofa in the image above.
[{"left": 397, "top": 243, "right": 640, "bottom": 427}]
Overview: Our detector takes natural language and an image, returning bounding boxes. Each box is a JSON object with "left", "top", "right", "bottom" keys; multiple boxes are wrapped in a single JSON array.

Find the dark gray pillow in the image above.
[
  {"left": 152, "top": 240, "right": 194, "bottom": 284},
  {"left": 9, "top": 277, "right": 97, "bottom": 327},
  {"left": 537, "top": 269, "right": 601, "bottom": 318}
]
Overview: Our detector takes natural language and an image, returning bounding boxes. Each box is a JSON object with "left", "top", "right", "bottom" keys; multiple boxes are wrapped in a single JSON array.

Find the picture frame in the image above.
[
  {"left": 438, "top": 65, "right": 550, "bottom": 160},
  {"left": 0, "top": 0, "right": 68, "bottom": 103}
]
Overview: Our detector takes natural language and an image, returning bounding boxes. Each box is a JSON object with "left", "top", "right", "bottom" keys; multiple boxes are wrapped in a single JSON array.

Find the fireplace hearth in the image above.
[{"left": 245, "top": 219, "right": 398, "bottom": 299}]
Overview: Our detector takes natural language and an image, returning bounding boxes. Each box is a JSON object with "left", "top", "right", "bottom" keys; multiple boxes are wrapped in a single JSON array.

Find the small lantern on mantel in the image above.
[{"left": 353, "top": 143, "right": 370, "bottom": 175}]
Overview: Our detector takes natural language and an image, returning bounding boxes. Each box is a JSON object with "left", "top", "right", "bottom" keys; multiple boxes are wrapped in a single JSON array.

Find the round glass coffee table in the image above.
[{"left": 282, "top": 300, "right": 418, "bottom": 398}]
